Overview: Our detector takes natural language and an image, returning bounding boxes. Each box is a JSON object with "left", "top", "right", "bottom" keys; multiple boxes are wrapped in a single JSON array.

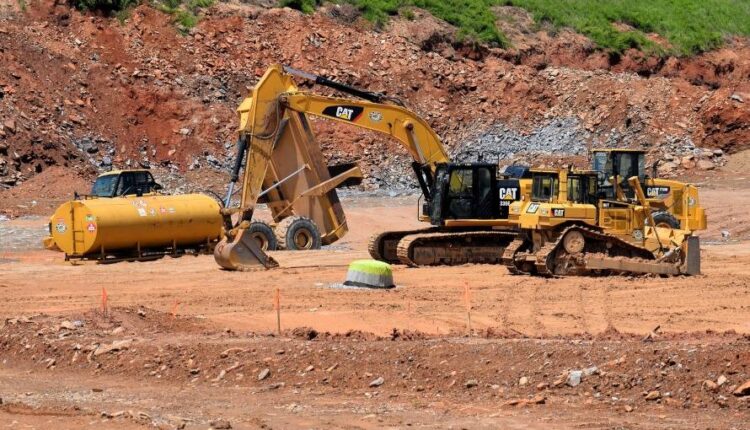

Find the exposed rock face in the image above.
[{"left": 0, "top": 0, "right": 747, "bottom": 207}]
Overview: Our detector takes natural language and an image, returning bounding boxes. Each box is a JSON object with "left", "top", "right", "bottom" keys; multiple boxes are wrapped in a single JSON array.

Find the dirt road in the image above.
[{"left": 1, "top": 189, "right": 749, "bottom": 428}]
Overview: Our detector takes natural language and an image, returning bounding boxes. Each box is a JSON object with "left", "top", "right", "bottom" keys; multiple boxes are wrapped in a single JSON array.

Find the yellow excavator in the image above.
[
  {"left": 214, "top": 64, "right": 531, "bottom": 270},
  {"left": 502, "top": 167, "right": 701, "bottom": 276}
]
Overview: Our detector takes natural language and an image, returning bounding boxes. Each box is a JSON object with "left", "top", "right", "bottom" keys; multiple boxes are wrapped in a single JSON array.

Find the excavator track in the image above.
[
  {"left": 396, "top": 231, "right": 518, "bottom": 267},
  {"left": 534, "top": 225, "right": 675, "bottom": 277},
  {"left": 368, "top": 228, "right": 437, "bottom": 264}
]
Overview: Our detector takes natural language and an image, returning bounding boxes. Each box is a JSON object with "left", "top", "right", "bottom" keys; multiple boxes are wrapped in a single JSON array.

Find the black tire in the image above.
[
  {"left": 276, "top": 216, "right": 321, "bottom": 250},
  {"left": 649, "top": 211, "right": 681, "bottom": 229},
  {"left": 247, "top": 221, "right": 278, "bottom": 251}
]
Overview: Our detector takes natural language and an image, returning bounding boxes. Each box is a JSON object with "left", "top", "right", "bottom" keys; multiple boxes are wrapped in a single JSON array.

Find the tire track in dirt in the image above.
[
  {"left": 576, "top": 281, "right": 615, "bottom": 335},
  {"left": 573, "top": 282, "right": 591, "bottom": 334},
  {"left": 497, "top": 279, "right": 513, "bottom": 332},
  {"left": 529, "top": 282, "right": 546, "bottom": 336}
]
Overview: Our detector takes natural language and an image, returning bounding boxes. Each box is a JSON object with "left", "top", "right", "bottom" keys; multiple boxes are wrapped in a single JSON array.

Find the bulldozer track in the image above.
[
  {"left": 535, "top": 225, "right": 664, "bottom": 277},
  {"left": 501, "top": 238, "right": 527, "bottom": 275},
  {"left": 396, "top": 231, "right": 518, "bottom": 267}
]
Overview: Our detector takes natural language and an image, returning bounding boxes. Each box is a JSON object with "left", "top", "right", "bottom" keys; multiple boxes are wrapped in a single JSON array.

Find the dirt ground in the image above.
[{"left": 1, "top": 187, "right": 750, "bottom": 429}]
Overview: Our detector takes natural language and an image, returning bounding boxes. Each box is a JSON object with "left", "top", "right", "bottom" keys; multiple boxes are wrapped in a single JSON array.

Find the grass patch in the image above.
[
  {"left": 176, "top": 9, "right": 198, "bottom": 27},
  {"left": 280, "top": 0, "right": 750, "bottom": 54},
  {"left": 337, "top": 0, "right": 508, "bottom": 46},
  {"left": 505, "top": 0, "right": 750, "bottom": 55},
  {"left": 115, "top": 6, "right": 132, "bottom": 23},
  {"left": 73, "top": 0, "right": 139, "bottom": 14},
  {"left": 154, "top": 0, "right": 214, "bottom": 31},
  {"left": 280, "top": 0, "right": 321, "bottom": 14}
]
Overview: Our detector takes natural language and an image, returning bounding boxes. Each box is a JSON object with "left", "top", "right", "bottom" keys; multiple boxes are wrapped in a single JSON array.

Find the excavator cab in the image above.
[
  {"left": 426, "top": 163, "right": 526, "bottom": 225},
  {"left": 429, "top": 163, "right": 498, "bottom": 222}
]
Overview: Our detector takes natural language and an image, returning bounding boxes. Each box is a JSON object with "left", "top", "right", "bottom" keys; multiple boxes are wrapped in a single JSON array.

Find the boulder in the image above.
[
  {"left": 697, "top": 159, "right": 715, "bottom": 170},
  {"left": 733, "top": 380, "right": 750, "bottom": 397}
]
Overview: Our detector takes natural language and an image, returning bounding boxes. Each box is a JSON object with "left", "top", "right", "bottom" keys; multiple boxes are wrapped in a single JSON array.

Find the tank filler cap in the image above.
[{"left": 343, "top": 259, "right": 395, "bottom": 289}]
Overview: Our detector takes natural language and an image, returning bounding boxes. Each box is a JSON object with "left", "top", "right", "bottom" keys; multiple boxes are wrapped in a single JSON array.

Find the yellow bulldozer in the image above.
[{"left": 502, "top": 167, "right": 701, "bottom": 276}]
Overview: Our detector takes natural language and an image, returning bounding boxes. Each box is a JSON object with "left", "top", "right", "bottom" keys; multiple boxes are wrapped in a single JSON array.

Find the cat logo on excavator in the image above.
[{"left": 321, "top": 105, "right": 363, "bottom": 122}]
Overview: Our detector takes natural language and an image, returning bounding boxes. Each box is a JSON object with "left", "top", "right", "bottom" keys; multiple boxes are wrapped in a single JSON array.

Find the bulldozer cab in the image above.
[
  {"left": 531, "top": 171, "right": 560, "bottom": 202},
  {"left": 529, "top": 169, "right": 599, "bottom": 204},
  {"left": 90, "top": 170, "right": 162, "bottom": 198},
  {"left": 592, "top": 149, "right": 646, "bottom": 199}
]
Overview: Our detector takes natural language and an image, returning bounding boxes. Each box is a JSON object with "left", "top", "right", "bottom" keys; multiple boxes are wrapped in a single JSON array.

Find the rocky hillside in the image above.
[{"left": 0, "top": 0, "right": 748, "bottom": 212}]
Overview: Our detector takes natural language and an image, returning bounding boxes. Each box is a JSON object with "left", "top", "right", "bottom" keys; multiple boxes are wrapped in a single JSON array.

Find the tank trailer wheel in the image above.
[
  {"left": 247, "top": 221, "right": 278, "bottom": 251},
  {"left": 562, "top": 230, "right": 585, "bottom": 254},
  {"left": 276, "top": 216, "right": 322, "bottom": 251}
]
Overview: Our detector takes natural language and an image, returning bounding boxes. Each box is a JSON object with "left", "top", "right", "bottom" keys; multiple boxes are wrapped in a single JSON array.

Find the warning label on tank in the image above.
[
  {"left": 137, "top": 208, "right": 147, "bottom": 217},
  {"left": 85, "top": 215, "right": 95, "bottom": 222},
  {"left": 86, "top": 222, "right": 96, "bottom": 233}
]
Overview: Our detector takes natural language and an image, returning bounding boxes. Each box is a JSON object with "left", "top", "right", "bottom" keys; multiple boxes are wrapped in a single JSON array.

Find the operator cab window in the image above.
[
  {"left": 568, "top": 175, "right": 598, "bottom": 204},
  {"left": 446, "top": 168, "right": 474, "bottom": 219},
  {"left": 532, "top": 174, "right": 558, "bottom": 202},
  {"left": 117, "top": 172, "right": 156, "bottom": 196},
  {"left": 448, "top": 169, "right": 473, "bottom": 196},
  {"left": 91, "top": 175, "right": 118, "bottom": 197},
  {"left": 568, "top": 176, "right": 583, "bottom": 203}
]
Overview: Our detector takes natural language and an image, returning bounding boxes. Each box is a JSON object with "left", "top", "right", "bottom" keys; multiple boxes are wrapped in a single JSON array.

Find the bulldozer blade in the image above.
[
  {"left": 214, "top": 229, "right": 279, "bottom": 271},
  {"left": 682, "top": 235, "right": 701, "bottom": 275}
]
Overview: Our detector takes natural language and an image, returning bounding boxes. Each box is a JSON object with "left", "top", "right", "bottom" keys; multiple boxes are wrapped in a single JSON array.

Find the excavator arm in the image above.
[
  {"left": 279, "top": 92, "right": 449, "bottom": 168},
  {"left": 215, "top": 64, "right": 452, "bottom": 271}
]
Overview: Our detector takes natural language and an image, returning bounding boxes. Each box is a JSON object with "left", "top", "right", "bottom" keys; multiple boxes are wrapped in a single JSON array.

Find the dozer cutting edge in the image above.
[{"left": 502, "top": 168, "right": 701, "bottom": 277}]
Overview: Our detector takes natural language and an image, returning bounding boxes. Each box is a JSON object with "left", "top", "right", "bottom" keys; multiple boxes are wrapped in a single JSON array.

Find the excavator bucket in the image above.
[{"left": 214, "top": 228, "right": 279, "bottom": 270}]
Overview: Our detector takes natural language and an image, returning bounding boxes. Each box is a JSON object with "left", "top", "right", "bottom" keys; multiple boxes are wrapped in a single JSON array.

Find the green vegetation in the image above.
[
  {"left": 115, "top": 7, "right": 133, "bottom": 23},
  {"left": 280, "top": 0, "right": 322, "bottom": 14},
  {"left": 72, "top": 0, "right": 139, "bottom": 14},
  {"left": 154, "top": 0, "right": 214, "bottom": 30},
  {"left": 506, "top": 0, "right": 750, "bottom": 55},
  {"left": 280, "top": 0, "right": 750, "bottom": 54}
]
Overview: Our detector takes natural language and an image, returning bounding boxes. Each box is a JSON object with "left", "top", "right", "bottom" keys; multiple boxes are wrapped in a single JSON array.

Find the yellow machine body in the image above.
[
  {"left": 591, "top": 149, "right": 707, "bottom": 231},
  {"left": 50, "top": 194, "right": 222, "bottom": 258},
  {"left": 505, "top": 168, "right": 701, "bottom": 276}
]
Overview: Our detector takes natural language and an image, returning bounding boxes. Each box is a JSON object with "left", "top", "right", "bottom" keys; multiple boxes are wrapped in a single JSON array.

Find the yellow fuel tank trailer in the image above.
[{"left": 50, "top": 194, "right": 223, "bottom": 260}]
